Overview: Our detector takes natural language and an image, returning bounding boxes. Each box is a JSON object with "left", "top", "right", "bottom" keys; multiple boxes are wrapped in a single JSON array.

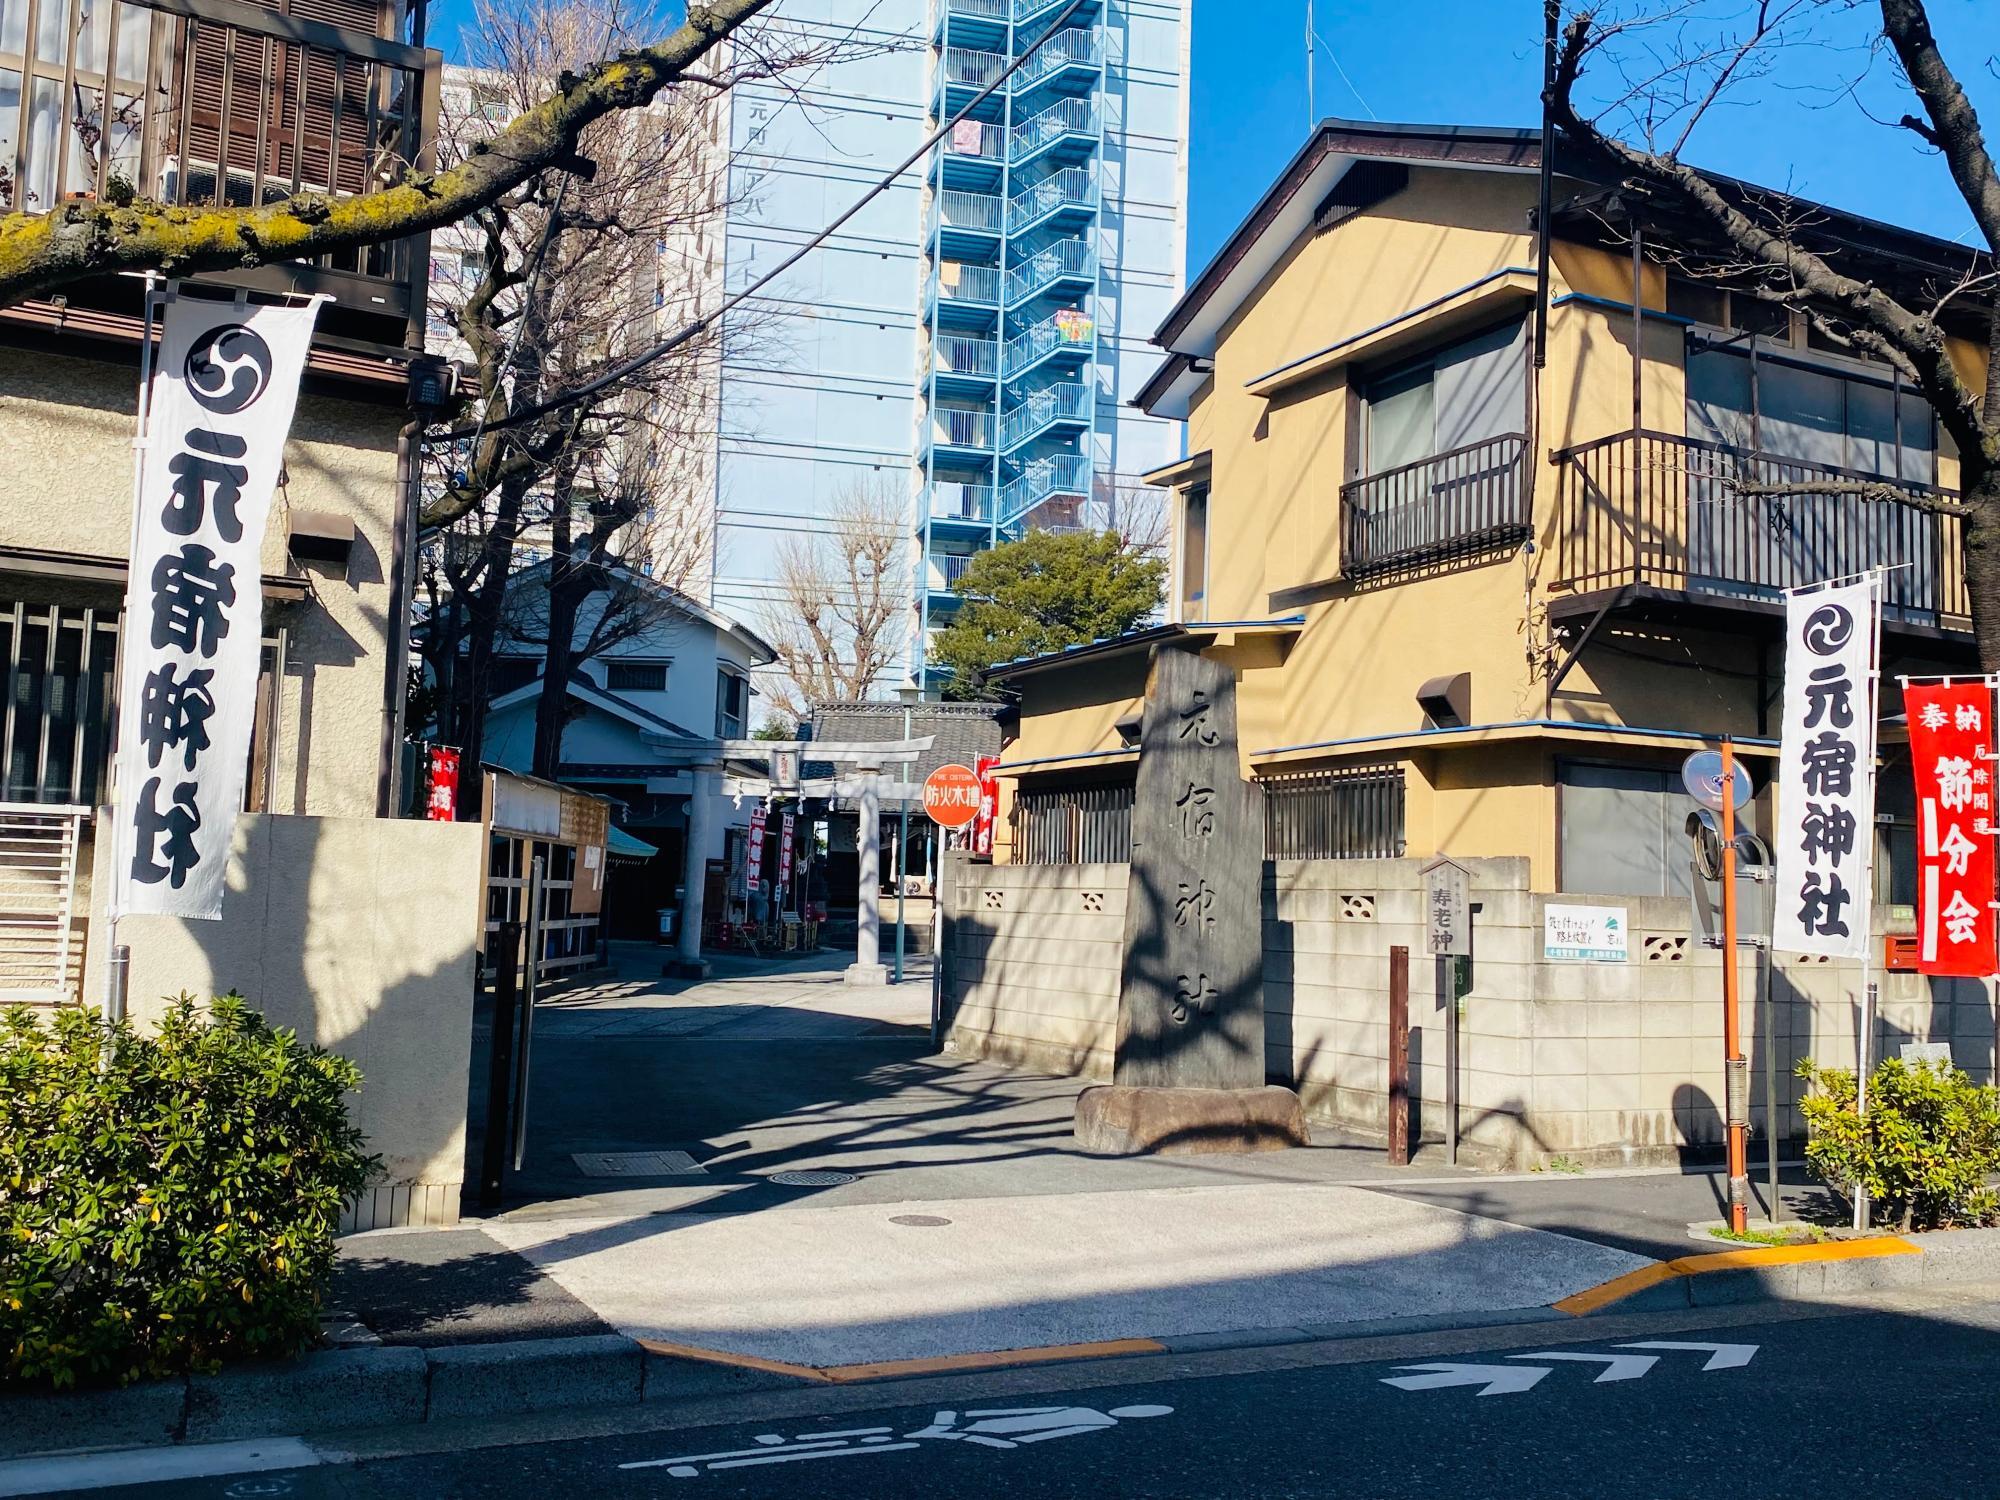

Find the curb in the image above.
[
  {"left": 1553, "top": 1227, "right": 2000, "bottom": 1315},
  {"left": 11, "top": 1228, "right": 2000, "bottom": 1463}
]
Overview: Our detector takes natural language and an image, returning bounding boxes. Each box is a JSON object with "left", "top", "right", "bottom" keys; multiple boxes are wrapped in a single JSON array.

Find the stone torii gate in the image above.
[{"left": 666, "top": 735, "right": 934, "bottom": 985}]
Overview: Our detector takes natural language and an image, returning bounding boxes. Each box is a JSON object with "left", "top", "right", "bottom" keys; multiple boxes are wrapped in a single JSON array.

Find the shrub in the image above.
[
  {"left": 0, "top": 996, "right": 378, "bottom": 1390},
  {"left": 1795, "top": 1055, "right": 2000, "bottom": 1232}
]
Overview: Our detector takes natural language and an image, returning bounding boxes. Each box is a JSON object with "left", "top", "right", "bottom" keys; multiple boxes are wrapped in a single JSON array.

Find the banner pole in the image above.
[{"left": 1720, "top": 735, "right": 1749, "bottom": 1234}]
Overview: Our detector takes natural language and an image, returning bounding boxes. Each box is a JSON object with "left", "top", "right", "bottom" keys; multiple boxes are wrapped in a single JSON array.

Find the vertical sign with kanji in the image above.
[
  {"left": 1904, "top": 681, "right": 1997, "bottom": 976},
  {"left": 426, "top": 746, "right": 461, "bottom": 822},
  {"left": 745, "top": 805, "right": 768, "bottom": 892},
  {"left": 971, "top": 754, "right": 1000, "bottom": 858},
  {"left": 113, "top": 289, "right": 323, "bottom": 920},
  {"left": 1772, "top": 576, "right": 1880, "bottom": 959},
  {"left": 776, "top": 810, "right": 796, "bottom": 903}
]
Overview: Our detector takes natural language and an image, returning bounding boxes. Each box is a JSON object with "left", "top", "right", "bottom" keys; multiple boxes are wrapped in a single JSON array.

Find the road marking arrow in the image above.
[
  {"left": 1379, "top": 1363, "right": 1552, "bottom": 1397},
  {"left": 1615, "top": 1340, "right": 1759, "bottom": 1371},
  {"left": 1507, "top": 1351, "right": 1658, "bottom": 1382}
]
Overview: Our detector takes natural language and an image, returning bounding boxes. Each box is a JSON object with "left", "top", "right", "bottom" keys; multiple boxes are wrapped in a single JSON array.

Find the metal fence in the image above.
[
  {"left": 1262, "top": 766, "right": 1406, "bottom": 860},
  {"left": 1340, "top": 433, "right": 1528, "bottom": 578},
  {"left": 1010, "top": 783, "right": 1134, "bottom": 864},
  {"left": 1008, "top": 765, "right": 1408, "bottom": 866}
]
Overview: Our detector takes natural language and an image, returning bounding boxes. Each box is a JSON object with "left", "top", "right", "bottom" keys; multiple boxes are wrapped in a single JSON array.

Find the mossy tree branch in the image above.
[{"left": 0, "top": 0, "right": 768, "bottom": 307}]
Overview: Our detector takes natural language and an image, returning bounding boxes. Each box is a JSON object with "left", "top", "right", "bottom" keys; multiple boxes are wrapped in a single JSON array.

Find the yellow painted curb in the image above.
[
  {"left": 1554, "top": 1235, "right": 1921, "bottom": 1315},
  {"left": 636, "top": 1335, "right": 1167, "bottom": 1386}
]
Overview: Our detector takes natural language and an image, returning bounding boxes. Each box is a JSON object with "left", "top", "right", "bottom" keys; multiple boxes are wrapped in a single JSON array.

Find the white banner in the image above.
[
  {"left": 1771, "top": 576, "right": 1881, "bottom": 958},
  {"left": 112, "top": 289, "right": 323, "bottom": 920}
]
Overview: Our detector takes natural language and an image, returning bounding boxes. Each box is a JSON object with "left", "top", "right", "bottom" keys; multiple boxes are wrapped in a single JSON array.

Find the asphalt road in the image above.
[{"left": 38, "top": 1287, "right": 2000, "bottom": 1500}]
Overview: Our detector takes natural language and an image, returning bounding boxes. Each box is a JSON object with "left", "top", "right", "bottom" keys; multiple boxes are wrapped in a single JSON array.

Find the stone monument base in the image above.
[
  {"left": 844, "top": 961, "right": 890, "bottom": 988},
  {"left": 1073, "top": 1084, "right": 1310, "bottom": 1157},
  {"left": 662, "top": 957, "right": 711, "bottom": 981}
]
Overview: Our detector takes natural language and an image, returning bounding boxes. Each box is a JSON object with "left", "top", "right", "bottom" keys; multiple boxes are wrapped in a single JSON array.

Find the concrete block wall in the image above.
[
  {"left": 943, "top": 854, "right": 1998, "bottom": 1167},
  {"left": 941, "top": 859, "right": 1124, "bottom": 1080}
]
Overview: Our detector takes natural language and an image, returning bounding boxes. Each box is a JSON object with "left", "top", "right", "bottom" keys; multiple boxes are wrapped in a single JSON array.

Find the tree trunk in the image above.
[
  {"left": 1960, "top": 462, "right": 2000, "bottom": 676},
  {"left": 532, "top": 472, "right": 582, "bottom": 781}
]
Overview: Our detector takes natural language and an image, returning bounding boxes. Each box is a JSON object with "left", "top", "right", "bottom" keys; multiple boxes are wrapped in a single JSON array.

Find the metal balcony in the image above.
[
  {"left": 1008, "top": 96, "right": 1097, "bottom": 169},
  {"left": 931, "top": 551, "right": 977, "bottom": 593},
  {"left": 1001, "top": 381, "right": 1090, "bottom": 450},
  {"left": 1003, "top": 236, "right": 1095, "bottom": 307},
  {"left": 5, "top": 0, "right": 441, "bottom": 335},
  {"left": 929, "top": 406, "right": 996, "bottom": 453},
  {"left": 1340, "top": 434, "right": 1529, "bottom": 579},
  {"left": 1006, "top": 165, "right": 1096, "bottom": 235},
  {"left": 1002, "top": 305, "right": 1094, "bottom": 380},
  {"left": 1013, "top": 0, "right": 1099, "bottom": 27},
  {"left": 931, "top": 0, "right": 1010, "bottom": 44},
  {"left": 926, "top": 482, "right": 995, "bottom": 524},
  {"left": 940, "top": 46, "right": 1007, "bottom": 89},
  {"left": 926, "top": 335, "right": 999, "bottom": 390}
]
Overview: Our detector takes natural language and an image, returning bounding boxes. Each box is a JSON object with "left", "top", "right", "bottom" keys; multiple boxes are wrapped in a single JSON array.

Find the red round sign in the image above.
[{"left": 922, "top": 763, "right": 982, "bottom": 829}]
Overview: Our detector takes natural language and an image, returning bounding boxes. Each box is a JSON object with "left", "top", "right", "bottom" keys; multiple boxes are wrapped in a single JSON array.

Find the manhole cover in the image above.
[
  {"left": 571, "top": 1151, "right": 707, "bottom": 1178},
  {"left": 767, "top": 1170, "right": 857, "bottom": 1188},
  {"left": 889, "top": 1214, "right": 953, "bottom": 1228}
]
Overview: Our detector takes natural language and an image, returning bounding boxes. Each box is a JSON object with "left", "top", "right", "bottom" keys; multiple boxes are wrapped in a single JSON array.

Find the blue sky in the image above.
[
  {"left": 1187, "top": 1, "right": 1993, "bottom": 273},
  {"left": 424, "top": 2, "right": 1995, "bottom": 277}
]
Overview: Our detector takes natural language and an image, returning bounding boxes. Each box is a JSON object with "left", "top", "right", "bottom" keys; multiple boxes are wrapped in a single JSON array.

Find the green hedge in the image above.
[
  {"left": 0, "top": 997, "right": 378, "bottom": 1390},
  {"left": 1797, "top": 1055, "right": 2000, "bottom": 1232}
]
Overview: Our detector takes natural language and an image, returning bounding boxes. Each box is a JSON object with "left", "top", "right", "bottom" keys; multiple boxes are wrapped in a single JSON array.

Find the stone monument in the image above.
[{"left": 1074, "top": 646, "right": 1309, "bottom": 1155}]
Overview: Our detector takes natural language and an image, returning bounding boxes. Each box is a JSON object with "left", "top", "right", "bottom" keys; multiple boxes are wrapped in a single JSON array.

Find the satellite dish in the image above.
[{"left": 1681, "top": 750, "right": 1754, "bottom": 813}]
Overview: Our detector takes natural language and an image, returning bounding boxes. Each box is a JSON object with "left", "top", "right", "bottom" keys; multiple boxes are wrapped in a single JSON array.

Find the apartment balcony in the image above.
[
  {"left": 5, "top": 0, "right": 441, "bottom": 344},
  {"left": 1008, "top": 27, "right": 1102, "bottom": 100},
  {"left": 927, "top": 406, "right": 996, "bottom": 459},
  {"left": 926, "top": 482, "right": 995, "bottom": 526},
  {"left": 928, "top": 550, "right": 977, "bottom": 599},
  {"left": 1339, "top": 434, "right": 1529, "bottom": 579},
  {"left": 926, "top": 261, "right": 1000, "bottom": 331},
  {"left": 935, "top": 45, "right": 1008, "bottom": 119},
  {"left": 931, "top": 0, "right": 1010, "bottom": 48},
  {"left": 1006, "top": 165, "right": 1097, "bottom": 237},
  {"left": 1008, "top": 96, "right": 1098, "bottom": 170},
  {"left": 1000, "top": 452, "right": 1092, "bottom": 526},
  {"left": 924, "top": 334, "right": 999, "bottom": 395},
  {"left": 1551, "top": 429, "right": 1966, "bottom": 630},
  {"left": 1014, "top": 0, "right": 1101, "bottom": 28},
  {"left": 931, "top": 190, "right": 1004, "bottom": 259},
  {"left": 934, "top": 117, "right": 1004, "bottom": 191},
  {"left": 1001, "top": 380, "right": 1090, "bottom": 452},
  {"left": 1002, "top": 305, "right": 1095, "bottom": 381},
  {"left": 1004, "top": 236, "right": 1095, "bottom": 308}
]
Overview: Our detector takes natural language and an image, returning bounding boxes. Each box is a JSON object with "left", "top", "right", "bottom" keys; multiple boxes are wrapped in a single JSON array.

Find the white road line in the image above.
[{"left": 0, "top": 1439, "right": 319, "bottom": 1497}]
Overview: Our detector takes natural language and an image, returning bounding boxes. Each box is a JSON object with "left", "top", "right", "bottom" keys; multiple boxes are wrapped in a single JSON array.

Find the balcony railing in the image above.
[
  {"left": 933, "top": 552, "right": 976, "bottom": 589},
  {"left": 1006, "top": 165, "right": 1096, "bottom": 233},
  {"left": 940, "top": 47, "right": 1007, "bottom": 88},
  {"left": 5, "top": 0, "right": 440, "bottom": 318},
  {"left": 1008, "top": 96, "right": 1097, "bottom": 164},
  {"left": 928, "top": 482, "right": 994, "bottom": 522},
  {"left": 928, "top": 335, "right": 997, "bottom": 378},
  {"left": 1554, "top": 429, "right": 1965, "bottom": 621},
  {"left": 931, "top": 407, "right": 995, "bottom": 450},
  {"left": 1004, "top": 236, "right": 1094, "bottom": 305},
  {"left": 1001, "top": 380, "right": 1089, "bottom": 449},
  {"left": 934, "top": 189, "right": 1002, "bottom": 235},
  {"left": 933, "top": 0, "right": 1010, "bottom": 24},
  {"left": 1010, "top": 28, "right": 1102, "bottom": 93},
  {"left": 1339, "top": 433, "right": 1529, "bottom": 578},
  {"left": 1002, "top": 304, "right": 1094, "bottom": 378},
  {"left": 932, "top": 260, "right": 1000, "bottom": 305},
  {"left": 940, "top": 118, "right": 1003, "bottom": 162}
]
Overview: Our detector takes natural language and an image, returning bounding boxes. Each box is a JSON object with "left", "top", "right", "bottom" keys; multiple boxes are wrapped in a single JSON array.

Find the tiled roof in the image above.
[{"left": 806, "top": 701, "right": 1004, "bottom": 785}]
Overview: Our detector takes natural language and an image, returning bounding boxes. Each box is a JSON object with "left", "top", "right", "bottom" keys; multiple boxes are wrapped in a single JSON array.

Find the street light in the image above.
[{"left": 894, "top": 678, "right": 920, "bottom": 984}]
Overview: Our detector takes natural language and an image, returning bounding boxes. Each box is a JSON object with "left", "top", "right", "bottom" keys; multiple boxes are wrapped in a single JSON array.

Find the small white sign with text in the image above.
[{"left": 1543, "top": 904, "right": 1628, "bottom": 963}]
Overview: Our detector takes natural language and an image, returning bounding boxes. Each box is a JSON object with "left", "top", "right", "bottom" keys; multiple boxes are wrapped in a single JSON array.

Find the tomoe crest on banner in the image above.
[{"left": 112, "top": 289, "right": 323, "bottom": 922}]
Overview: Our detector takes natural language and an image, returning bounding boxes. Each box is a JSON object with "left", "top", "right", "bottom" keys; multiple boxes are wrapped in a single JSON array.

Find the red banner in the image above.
[
  {"left": 425, "top": 746, "right": 461, "bottom": 822},
  {"left": 745, "top": 805, "right": 768, "bottom": 893},
  {"left": 971, "top": 755, "right": 1000, "bottom": 857},
  {"left": 776, "top": 811, "right": 796, "bottom": 895},
  {"left": 1905, "top": 681, "right": 1997, "bottom": 977}
]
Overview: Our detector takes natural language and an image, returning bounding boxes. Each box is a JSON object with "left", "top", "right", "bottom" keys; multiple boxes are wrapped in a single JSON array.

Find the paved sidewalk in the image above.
[{"left": 333, "top": 952, "right": 1844, "bottom": 1367}]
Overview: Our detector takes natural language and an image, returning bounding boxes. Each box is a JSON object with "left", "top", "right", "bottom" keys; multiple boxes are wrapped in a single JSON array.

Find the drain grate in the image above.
[
  {"left": 571, "top": 1150, "right": 708, "bottom": 1178},
  {"left": 766, "top": 1169, "right": 857, "bottom": 1188},
  {"left": 889, "top": 1214, "right": 953, "bottom": 1228}
]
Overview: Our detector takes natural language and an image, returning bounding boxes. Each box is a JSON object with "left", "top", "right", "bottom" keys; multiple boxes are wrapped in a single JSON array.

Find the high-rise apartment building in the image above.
[{"left": 710, "top": 0, "right": 1191, "bottom": 691}]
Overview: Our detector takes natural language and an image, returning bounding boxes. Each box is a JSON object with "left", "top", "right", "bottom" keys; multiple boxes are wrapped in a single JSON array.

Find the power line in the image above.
[
  {"left": 1310, "top": 19, "right": 1376, "bottom": 121},
  {"left": 434, "top": 0, "right": 1090, "bottom": 441}
]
